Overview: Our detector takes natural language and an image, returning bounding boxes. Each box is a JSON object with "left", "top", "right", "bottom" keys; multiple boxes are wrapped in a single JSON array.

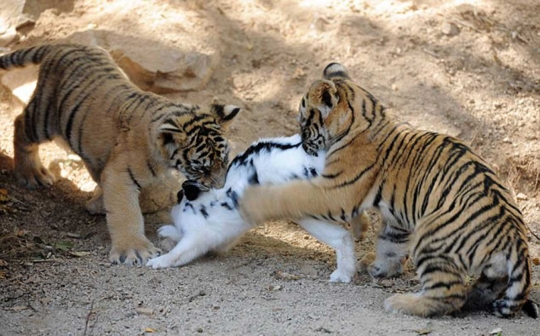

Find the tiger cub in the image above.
[
  {"left": 240, "top": 63, "right": 538, "bottom": 318},
  {"left": 147, "top": 134, "right": 370, "bottom": 283},
  {"left": 0, "top": 43, "right": 240, "bottom": 266}
]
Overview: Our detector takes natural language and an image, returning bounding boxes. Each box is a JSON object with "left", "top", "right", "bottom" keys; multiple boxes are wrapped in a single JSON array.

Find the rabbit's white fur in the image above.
[{"left": 146, "top": 135, "right": 357, "bottom": 282}]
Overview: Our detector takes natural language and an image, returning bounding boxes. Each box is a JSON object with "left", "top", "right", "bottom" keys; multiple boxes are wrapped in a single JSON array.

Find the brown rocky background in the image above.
[{"left": 0, "top": 0, "right": 539, "bottom": 334}]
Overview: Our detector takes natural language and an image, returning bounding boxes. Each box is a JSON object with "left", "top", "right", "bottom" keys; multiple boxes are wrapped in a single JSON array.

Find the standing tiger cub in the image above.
[
  {"left": 0, "top": 44, "right": 240, "bottom": 265},
  {"left": 240, "top": 63, "right": 538, "bottom": 318}
]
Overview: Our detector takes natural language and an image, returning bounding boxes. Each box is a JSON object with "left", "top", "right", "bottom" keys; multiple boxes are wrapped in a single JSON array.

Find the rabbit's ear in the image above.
[
  {"left": 177, "top": 189, "right": 185, "bottom": 204},
  {"left": 182, "top": 180, "right": 202, "bottom": 201}
]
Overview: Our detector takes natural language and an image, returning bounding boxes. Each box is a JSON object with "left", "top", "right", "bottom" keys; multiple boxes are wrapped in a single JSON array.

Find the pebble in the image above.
[
  {"left": 268, "top": 285, "right": 282, "bottom": 291},
  {"left": 135, "top": 307, "right": 154, "bottom": 316},
  {"left": 490, "top": 328, "right": 502, "bottom": 335},
  {"left": 516, "top": 193, "right": 528, "bottom": 200},
  {"left": 299, "top": 264, "right": 318, "bottom": 277},
  {"left": 274, "top": 271, "right": 301, "bottom": 280},
  {"left": 441, "top": 22, "right": 459, "bottom": 36}
]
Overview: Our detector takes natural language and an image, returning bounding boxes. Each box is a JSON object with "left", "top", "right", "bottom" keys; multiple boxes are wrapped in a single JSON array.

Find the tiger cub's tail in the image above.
[
  {"left": 0, "top": 45, "right": 53, "bottom": 69},
  {"left": 522, "top": 299, "right": 539, "bottom": 318},
  {"left": 495, "top": 245, "right": 538, "bottom": 318}
]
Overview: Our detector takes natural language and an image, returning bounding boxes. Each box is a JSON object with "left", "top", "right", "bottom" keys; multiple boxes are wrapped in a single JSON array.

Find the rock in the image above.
[
  {"left": 135, "top": 307, "right": 154, "bottom": 316},
  {"left": 2, "top": 28, "right": 220, "bottom": 105},
  {"left": 299, "top": 264, "right": 318, "bottom": 277},
  {"left": 0, "top": 28, "right": 18, "bottom": 48},
  {"left": 311, "top": 16, "right": 330, "bottom": 32},
  {"left": 267, "top": 285, "right": 282, "bottom": 292},
  {"left": 274, "top": 270, "right": 301, "bottom": 281},
  {"left": 441, "top": 22, "right": 459, "bottom": 36},
  {"left": 0, "top": 64, "right": 39, "bottom": 104},
  {"left": 0, "top": 0, "right": 78, "bottom": 98},
  {"left": 315, "top": 327, "right": 332, "bottom": 334},
  {"left": 109, "top": 48, "right": 219, "bottom": 93},
  {"left": 2, "top": 29, "right": 220, "bottom": 98},
  {"left": 379, "top": 279, "right": 394, "bottom": 288},
  {"left": 111, "top": 49, "right": 217, "bottom": 93},
  {"left": 67, "top": 30, "right": 220, "bottom": 93},
  {"left": 0, "top": 0, "right": 73, "bottom": 46},
  {"left": 0, "top": 0, "right": 25, "bottom": 47},
  {"left": 293, "top": 67, "right": 306, "bottom": 79},
  {"left": 516, "top": 193, "right": 528, "bottom": 201},
  {"left": 22, "top": 0, "right": 74, "bottom": 20}
]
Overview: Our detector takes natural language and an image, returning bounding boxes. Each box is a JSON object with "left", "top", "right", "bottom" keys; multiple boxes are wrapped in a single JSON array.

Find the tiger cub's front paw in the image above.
[
  {"left": 85, "top": 195, "right": 105, "bottom": 215},
  {"left": 360, "top": 252, "right": 405, "bottom": 279},
  {"left": 109, "top": 236, "right": 161, "bottom": 266},
  {"left": 16, "top": 165, "right": 55, "bottom": 188}
]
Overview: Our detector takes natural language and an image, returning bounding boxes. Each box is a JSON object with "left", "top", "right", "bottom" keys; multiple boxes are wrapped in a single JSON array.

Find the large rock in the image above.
[
  {"left": 1, "top": 65, "right": 38, "bottom": 104},
  {"left": 0, "top": 0, "right": 74, "bottom": 47},
  {"left": 0, "top": 0, "right": 26, "bottom": 47},
  {"left": 68, "top": 30, "right": 221, "bottom": 93},
  {"left": 109, "top": 48, "right": 219, "bottom": 93},
  {"left": 1, "top": 29, "right": 220, "bottom": 104},
  {"left": 22, "top": 0, "right": 74, "bottom": 19}
]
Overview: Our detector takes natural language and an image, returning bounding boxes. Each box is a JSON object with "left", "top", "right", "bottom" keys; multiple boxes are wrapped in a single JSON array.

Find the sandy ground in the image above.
[{"left": 1, "top": 0, "right": 540, "bottom": 335}]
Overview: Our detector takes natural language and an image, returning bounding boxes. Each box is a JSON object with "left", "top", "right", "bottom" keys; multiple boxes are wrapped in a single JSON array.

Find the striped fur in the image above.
[
  {"left": 240, "top": 63, "right": 537, "bottom": 318},
  {"left": 1, "top": 43, "right": 240, "bottom": 265}
]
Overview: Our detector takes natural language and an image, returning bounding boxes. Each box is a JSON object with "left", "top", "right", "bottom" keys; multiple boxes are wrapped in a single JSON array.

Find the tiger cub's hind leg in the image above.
[
  {"left": 364, "top": 217, "right": 409, "bottom": 279},
  {"left": 85, "top": 185, "right": 106, "bottom": 214},
  {"left": 385, "top": 257, "right": 467, "bottom": 317},
  {"left": 466, "top": 269, "right": 508, "bottom": 312},
  {"left": 350, "top": 210, "right": 370, "bottom": 242},
  {"left": 13, "top": 111, "right": 55, "bottom": 188}
]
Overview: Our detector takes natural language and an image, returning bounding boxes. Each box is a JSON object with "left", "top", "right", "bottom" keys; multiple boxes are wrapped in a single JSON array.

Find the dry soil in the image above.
[{"left": 1, "top": 0, "right": 540, "bottom": 335}]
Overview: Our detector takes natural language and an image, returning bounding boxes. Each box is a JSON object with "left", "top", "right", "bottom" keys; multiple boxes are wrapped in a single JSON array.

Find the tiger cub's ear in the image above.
[
  {"left": 210, "top": 104, "right": 241, "bottom": 129},
  {"left": 307, "top": 79, "right": 339, "bottom": 119},
  {"left": 158, "top": 122, "right": 187, "bottom": 147},
  {"left": 323, "top": 62, "right": 350, "bottom": 79}
]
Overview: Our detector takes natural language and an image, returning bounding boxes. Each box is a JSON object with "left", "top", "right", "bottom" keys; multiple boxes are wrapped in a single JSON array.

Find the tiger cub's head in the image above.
[
  {"left": 158, "top": 104, "right": 241, "bottom": 190},
  {"left": 298, "top": 84, "right": 333, "bottom": 155},
  {"left": 298, "top": 62, "right": 380, "bottom": 153}
]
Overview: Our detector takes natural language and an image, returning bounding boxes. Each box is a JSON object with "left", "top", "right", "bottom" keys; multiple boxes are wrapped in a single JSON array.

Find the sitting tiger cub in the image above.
[
  {"left": 240, "top": 63, "right": 538, "bottom": 318},
  {"left": 0, "top": 43, "right": 240, "bottom": 266}
]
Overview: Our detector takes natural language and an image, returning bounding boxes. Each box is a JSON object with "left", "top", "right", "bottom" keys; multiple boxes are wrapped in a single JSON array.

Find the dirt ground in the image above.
[{"left": 1, "top": 0, "right": 540, "bottom": 335}]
